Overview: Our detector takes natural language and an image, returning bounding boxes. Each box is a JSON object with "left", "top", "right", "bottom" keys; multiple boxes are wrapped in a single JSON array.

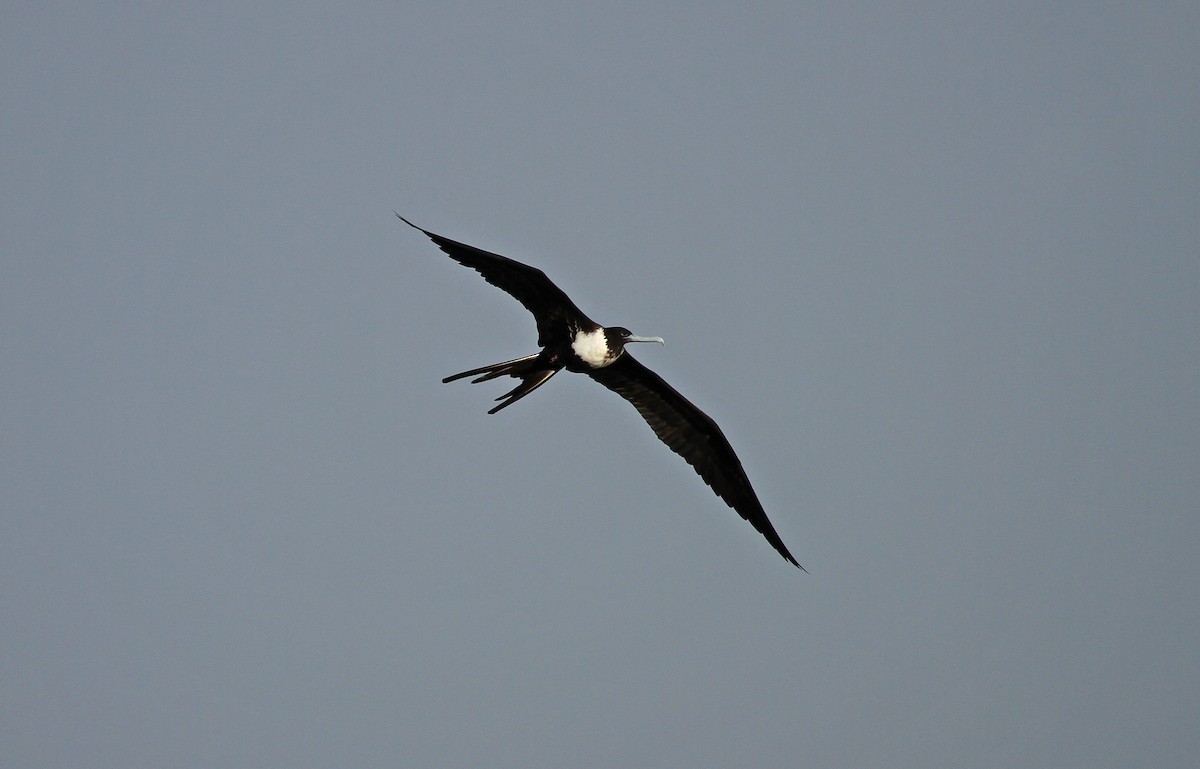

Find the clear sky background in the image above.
[{"left": 4, "top": 3, "right": 1198, "bottom": 767}]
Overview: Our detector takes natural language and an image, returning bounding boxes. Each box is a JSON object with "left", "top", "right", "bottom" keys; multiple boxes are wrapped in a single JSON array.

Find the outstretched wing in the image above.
[
  {"left": 588, "top": 353, "right": 802, "bottom": 569},
  {"left": 398, "top": 214, "right": 594, "bottom": 346}
]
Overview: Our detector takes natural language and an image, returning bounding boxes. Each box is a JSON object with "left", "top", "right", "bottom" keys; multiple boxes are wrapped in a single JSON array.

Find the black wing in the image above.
[
  {"left": 588, "top": 353, "right": 802, "bottom": 569},
  {"left": 398, "top": 215, "right": 594, "bottom": 347}
]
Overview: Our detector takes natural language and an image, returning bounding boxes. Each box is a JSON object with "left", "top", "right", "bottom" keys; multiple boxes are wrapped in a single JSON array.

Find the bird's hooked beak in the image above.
[{"left": 625, "top": 334, "right": 665, "bottom": 346}]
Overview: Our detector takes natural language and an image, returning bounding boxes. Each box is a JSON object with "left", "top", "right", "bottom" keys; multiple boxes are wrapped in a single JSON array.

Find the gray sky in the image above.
[{"left": 4, "top": 3, "right": 1198, "bottom": 767}]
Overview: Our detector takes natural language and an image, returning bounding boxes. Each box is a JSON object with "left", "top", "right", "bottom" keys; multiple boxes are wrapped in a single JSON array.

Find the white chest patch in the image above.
[{"left": 571, "top": 328, "right": 614, "bottom": 368}]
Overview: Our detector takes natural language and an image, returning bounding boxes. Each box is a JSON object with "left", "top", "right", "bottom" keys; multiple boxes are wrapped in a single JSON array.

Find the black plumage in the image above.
[{"left": 399, "top": 214, "right": 801, "bottom": 569}]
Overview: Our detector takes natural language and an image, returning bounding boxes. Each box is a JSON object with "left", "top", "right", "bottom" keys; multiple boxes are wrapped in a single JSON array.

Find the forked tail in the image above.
[{"left": 443, "top": 353, "right": 561, "bottom": 414}]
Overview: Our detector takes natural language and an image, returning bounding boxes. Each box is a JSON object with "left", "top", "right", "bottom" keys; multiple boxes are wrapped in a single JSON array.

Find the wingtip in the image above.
[
  {"left": 393, "top": 211, "right": 422, "bottom": 231},
  {"left": 780, "top": 548, "right": 806, "bottom": 571}
]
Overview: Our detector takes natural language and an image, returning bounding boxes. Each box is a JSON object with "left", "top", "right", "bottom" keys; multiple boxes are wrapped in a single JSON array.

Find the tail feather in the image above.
[
  {"left": 488, "top": 368, "right": 558, "bottom": 414},
  {"left": 442, "top": 353, "right": 540, "bottom": 384},
  {"left": 442, "top": 353, "right": 560, "bottom": 414}
]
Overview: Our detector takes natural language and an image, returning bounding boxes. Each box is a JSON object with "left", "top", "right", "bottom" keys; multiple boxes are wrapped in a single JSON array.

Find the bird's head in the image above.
[{"left": 605, "top": 326, "right": 666, "bottom": 350}]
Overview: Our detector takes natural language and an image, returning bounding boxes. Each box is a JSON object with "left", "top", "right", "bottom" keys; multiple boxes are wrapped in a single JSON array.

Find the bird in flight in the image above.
[{"left": 399, "top": 214, "right": 801, "bottom": 569}]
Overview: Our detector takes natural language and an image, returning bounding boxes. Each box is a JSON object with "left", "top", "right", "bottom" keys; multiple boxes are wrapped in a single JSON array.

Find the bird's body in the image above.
[{"left": 399, "top": 214, "right": 801, "bottom": 569}]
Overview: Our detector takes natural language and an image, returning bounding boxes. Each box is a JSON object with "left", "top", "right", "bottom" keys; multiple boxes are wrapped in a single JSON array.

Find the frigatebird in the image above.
[{"left": 399, "top": 214, "right": 801, "bottom": 569}]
